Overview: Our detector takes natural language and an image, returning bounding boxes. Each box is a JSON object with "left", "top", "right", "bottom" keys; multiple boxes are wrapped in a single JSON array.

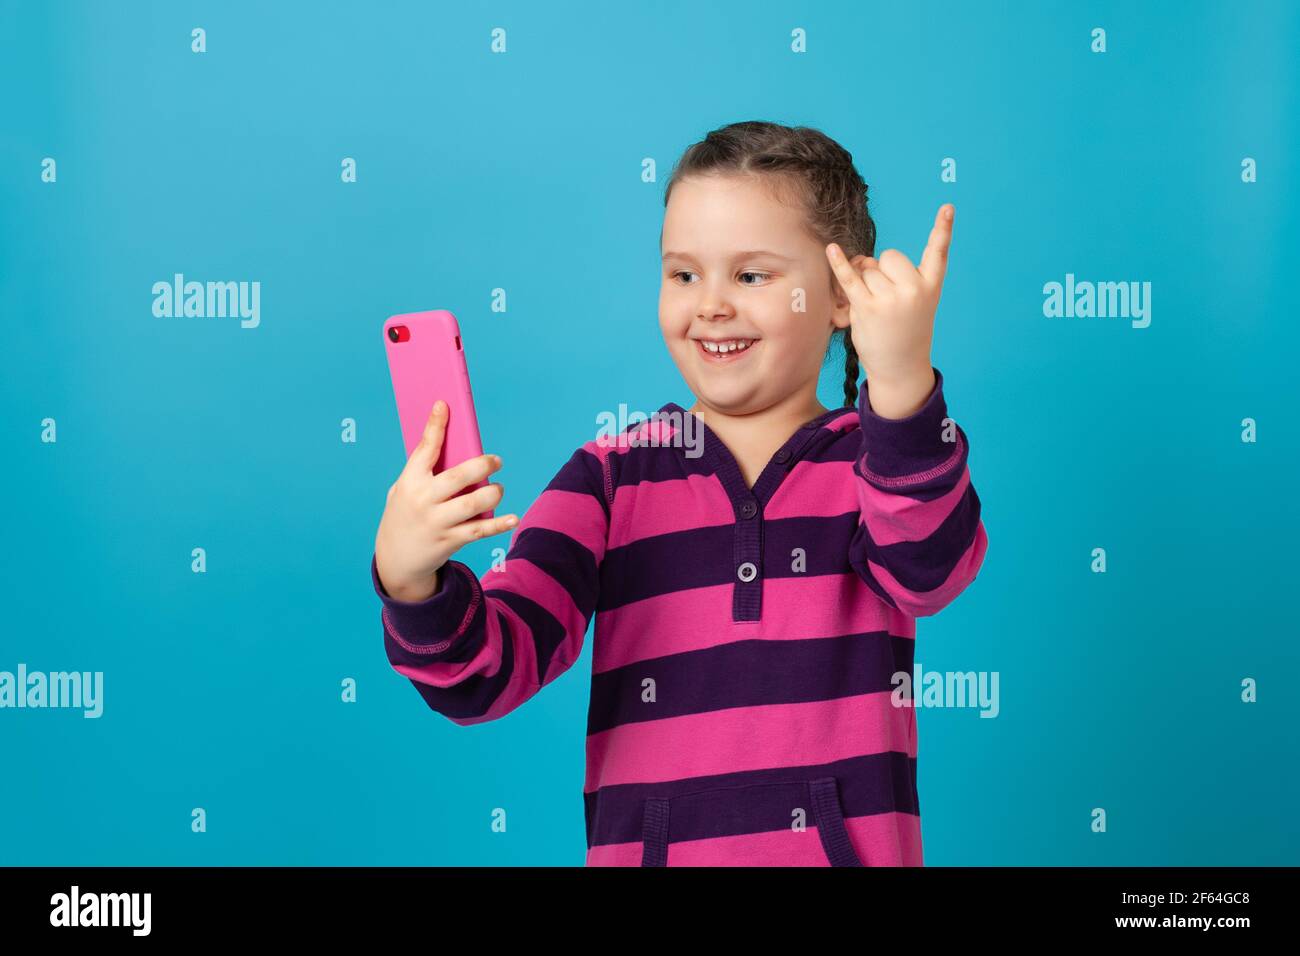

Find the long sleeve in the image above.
[
  {"left": 847, "top": 366, "right": 988, "bottom": 618},
  {"left": 372, "top": 441, "right": 610, "bottom": 725}
]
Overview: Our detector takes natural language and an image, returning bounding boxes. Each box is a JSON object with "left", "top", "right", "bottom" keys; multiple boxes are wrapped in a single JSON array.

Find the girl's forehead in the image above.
[{"left": 662, "top": 179, "right": 813, "bottom": 252}]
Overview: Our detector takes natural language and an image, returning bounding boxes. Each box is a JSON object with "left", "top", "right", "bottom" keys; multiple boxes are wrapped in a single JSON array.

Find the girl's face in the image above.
[{"left": 659, "top": 172, "right": 844, "bottom": 417}]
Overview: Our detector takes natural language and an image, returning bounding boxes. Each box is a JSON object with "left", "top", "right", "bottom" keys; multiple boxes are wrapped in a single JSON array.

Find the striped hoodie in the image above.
[{"left": 371, "top": 366, "right": 988, "bottom": 866}]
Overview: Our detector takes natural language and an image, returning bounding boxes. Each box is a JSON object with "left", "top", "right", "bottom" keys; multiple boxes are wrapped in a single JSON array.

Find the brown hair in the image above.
[{"left": 662, "top": 121, "right": 877, "bottom": 408}]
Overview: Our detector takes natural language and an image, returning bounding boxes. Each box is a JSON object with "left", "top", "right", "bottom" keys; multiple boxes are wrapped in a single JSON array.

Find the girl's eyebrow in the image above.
[{"left": 661, "top": 249, "right": 795, "bottom": 263}]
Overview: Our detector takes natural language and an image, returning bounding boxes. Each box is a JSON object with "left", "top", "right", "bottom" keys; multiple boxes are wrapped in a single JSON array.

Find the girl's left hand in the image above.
[{"left": 826, "top": 204, "right": 954, "bottom": 409}]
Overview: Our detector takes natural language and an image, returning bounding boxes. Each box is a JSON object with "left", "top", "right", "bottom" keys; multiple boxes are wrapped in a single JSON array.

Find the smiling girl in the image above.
[{"left": 372, "top": 120, "right": 989, "bottom": 866}]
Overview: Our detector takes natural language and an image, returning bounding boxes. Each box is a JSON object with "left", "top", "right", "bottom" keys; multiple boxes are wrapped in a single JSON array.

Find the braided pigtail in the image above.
[{"left": 841, "top": 329, "right": 860, "bottom": 408}]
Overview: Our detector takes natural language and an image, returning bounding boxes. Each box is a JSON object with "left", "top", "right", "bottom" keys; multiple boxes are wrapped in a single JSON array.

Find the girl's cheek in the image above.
[
  {"left": 770, "top": 281, "right": 800, "bottom": 314},
  {"left": 660, "top": 289, "right": 689, "bottom": 320}
]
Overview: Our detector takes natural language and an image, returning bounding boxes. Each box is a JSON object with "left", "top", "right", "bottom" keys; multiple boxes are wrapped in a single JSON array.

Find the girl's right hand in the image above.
[{"left": 374, "top": 399, "right": 518, "bottom": 603}]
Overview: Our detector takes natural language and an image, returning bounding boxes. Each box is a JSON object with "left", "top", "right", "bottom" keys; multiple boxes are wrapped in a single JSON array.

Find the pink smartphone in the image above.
[{"left": 382, "top": 309, "right": 493, "bottom": 519}]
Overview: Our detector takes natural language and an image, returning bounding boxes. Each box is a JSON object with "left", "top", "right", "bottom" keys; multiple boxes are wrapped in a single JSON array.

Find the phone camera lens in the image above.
[{"left": 388, "top": 327, "right": 399, "bottom": 342}]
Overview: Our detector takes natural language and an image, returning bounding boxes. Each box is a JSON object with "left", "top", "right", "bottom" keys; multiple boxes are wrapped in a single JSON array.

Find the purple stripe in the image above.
[
  {"left": 503, "top": 526, "right": 600, "bottom": 614},
  {"left": 596, "top": 511, "right": 916, "bottom": 611},
  {"left": 597, "top": 523, "right": 735, "bottom": 610},
  {"left": 587, "top": 631, "right": 914, "bottom": 734},
  {"left": 545, "top": 447, "right": 610, "bottom": 520},
  {"left": 857, "top": 367, "right": 959, "bottom": 480},
  {"left": 406, "top": 607, "right": 517, "bottom": 721},
  {"left": 481, "top": 589, "right": 575, "bottom": 688},
  {"left": 852, "top": 484, "right": 984, "bottom": 594},
  {"left": 585, "top": 751, "right": 917, "bottom": 848}
]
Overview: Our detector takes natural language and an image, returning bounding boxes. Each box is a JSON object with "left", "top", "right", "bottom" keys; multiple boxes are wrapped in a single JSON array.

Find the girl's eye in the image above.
[{"left": 670, "top": 271, "right": 772, "bottom": 285}]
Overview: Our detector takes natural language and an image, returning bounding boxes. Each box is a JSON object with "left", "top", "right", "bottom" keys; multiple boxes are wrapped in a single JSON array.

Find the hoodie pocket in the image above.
[{"left": 640, "top": 775, "right": 864, "bottom": 867}]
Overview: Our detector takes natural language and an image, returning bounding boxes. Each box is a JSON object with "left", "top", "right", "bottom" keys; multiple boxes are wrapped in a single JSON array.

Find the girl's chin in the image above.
[{"left": 687, "top": 382, "right": 761, "bottom": 412}]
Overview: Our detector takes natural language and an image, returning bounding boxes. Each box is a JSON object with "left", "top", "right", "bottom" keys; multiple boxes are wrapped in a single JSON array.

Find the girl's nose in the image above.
[
  {"left": 693, "top": 276, "right": 738, "bottom": 319},
  {"left": 695, "top": 295, "right": 736, "bottom": 321}
]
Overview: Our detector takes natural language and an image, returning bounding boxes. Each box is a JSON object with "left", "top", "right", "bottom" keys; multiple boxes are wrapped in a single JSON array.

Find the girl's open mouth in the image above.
[{"left": 695, "top": 337, "right": 758, "bottom": 365}]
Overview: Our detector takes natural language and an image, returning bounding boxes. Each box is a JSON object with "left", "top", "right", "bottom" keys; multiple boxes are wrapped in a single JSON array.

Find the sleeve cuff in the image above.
[
  {"left": 857, "top": 366, "right": 965, "bottom": 484},
  {"left": 371, "top": 553, "right": 482, "bottom": 656}
]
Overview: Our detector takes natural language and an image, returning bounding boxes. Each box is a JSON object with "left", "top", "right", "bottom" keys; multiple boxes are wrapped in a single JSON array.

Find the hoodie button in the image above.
[
  {"left": 737, "top": 562, "right": 757, "bottom": 582},
  {"left": 740, "top": 500, "right": 757, "bottom": 519}
]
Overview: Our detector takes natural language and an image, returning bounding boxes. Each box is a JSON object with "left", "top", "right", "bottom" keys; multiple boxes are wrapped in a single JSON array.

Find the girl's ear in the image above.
[
  {"left": 830, "top": 254, "right": 870, "bottom": 330},
  {"left": 830, "top": 300, "right": 852, "bottom": 331}
]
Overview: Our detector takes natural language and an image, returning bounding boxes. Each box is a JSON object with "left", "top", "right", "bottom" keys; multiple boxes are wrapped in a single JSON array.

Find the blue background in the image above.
[{"left": 1, "top": 0, "right": 1296, "bottom": 865}]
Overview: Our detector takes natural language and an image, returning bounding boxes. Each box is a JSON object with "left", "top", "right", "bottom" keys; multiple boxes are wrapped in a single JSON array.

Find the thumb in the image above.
[{"left": 407, "top": 399, "right": 449, "bottom": 477}]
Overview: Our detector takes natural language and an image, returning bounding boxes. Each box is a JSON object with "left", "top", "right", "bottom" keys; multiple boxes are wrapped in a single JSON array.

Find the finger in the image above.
[
  {"left": 874, "top": 248, "right": 918, "bottom": 285},
  {"left": 852, "top": 255, "right": 879, "bottom": 278},
  {"left": 918, "top": 204, "right": 954, "bottom": 287},
  {"left": 826, "top": 243, "right": 873, "bottom": 306},
  {"left": 858, "top": 259, "right": 895, "bottom": 297},
  {"left": 429, "top": 452, "right": 502, "bottom": 502},
  {"left": 438, "top": 480, "right": 506, "bottom": 527},
  {"left": 454, "top": 512, "right": 520, "bottom": 545},
  {"left": 408, "top": 399, "right": 449, "bottom": 474}
]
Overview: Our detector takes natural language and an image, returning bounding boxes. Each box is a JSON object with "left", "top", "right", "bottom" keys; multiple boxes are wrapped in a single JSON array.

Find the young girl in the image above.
[{"left": 372, "top": 121, "right": 988, "bottom": 867}]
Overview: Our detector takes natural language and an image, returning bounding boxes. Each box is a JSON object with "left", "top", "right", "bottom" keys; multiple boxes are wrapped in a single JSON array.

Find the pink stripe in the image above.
[
  {"left": 392, "top": 653, "right": 502, "bottom": 689},
  {"left": 825, "top": 410, "right": 858, "bottom": 433},
  {"left": 584, "top": 810, "right": 922, "bottom": 866},
  {"left": 608, "top": 474, "right": 734, "bottom": 549},
  {"left": 865, "top": 521, "right": 989, "bottom": 617},
  {"left": 484, "top": 558, "right": 587, "bottom": 683},
  {"left": 858, "top": 465, "right": 972, "bottom": 546},
  {"left": 475, "top": 597, "right": 550, "bottom": 721},
  {"left": 392, "top": 590, "right": 540, "bottom": 712},
  {"left": 587, "top": 419, "right": 678, "bottom": 466},
  {"left": 583, "top": 690, "right": 916, "bottom": 791},
  {"left": 517, "top": 487, "right": 608, "bottom": 563},
  {"left": 765, "top": 459, "right": 857, "bottom": 520},
  {"left": 593, "top": 573, "right": 913, "bottom": 674}
]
